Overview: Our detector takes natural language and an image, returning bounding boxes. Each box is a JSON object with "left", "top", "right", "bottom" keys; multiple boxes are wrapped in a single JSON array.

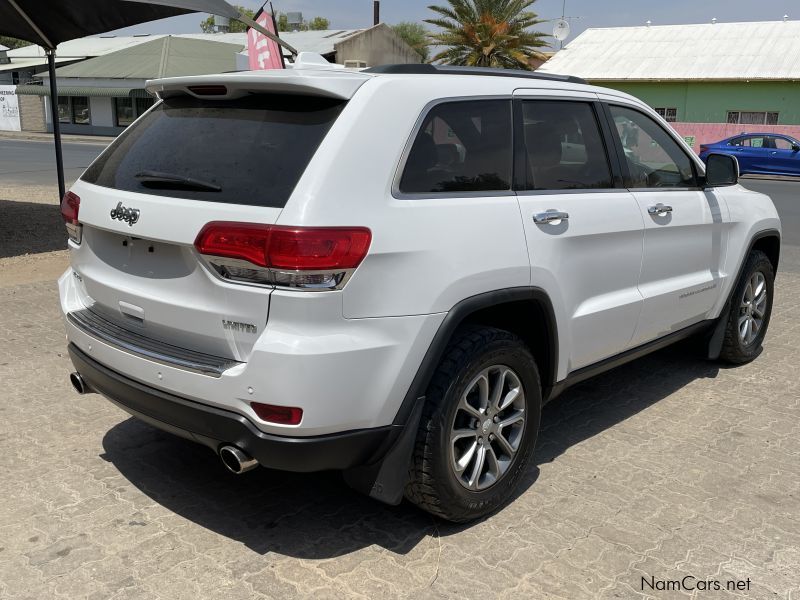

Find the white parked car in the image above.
[{"left": 59, "top": 58, "right": 781, "bottom": 522}]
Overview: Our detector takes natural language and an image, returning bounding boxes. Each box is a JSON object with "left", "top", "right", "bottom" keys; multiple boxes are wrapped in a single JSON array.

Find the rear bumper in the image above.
[{"left": 69, "top": 344, "right": 399, "bottom": 472}]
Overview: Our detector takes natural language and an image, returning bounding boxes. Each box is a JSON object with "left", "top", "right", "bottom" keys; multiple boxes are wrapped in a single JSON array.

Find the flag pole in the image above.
[
  {"left": 269, "top": 2, "right": 286, "bottom": 68},
  {"left": 237, "top": 11, "right": 298, "bottom": 57}
]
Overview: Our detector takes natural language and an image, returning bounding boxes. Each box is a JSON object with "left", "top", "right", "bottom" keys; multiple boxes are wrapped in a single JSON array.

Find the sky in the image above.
[{"left": 113, "top": 0, "right": 798, "bottom": 43}]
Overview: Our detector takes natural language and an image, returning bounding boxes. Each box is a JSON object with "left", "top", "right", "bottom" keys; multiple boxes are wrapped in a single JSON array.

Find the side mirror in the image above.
[
  {"left": 704, "top": 153, "right": 739, "bottom": 188},
  {"left": 792, "top": 144, "right": 800, "bottom": 152}
]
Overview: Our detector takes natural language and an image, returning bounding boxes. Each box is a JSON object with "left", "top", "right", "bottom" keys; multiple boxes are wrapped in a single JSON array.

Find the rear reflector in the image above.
[
  {"left": 60, "top": 191, "right": 82, "bottom": 244},
  {"left": 251, "top": 402, "right": 303, "bottom": 425},
  {"left": 195, "top": 223, "right": 371, "bottom": 271}
]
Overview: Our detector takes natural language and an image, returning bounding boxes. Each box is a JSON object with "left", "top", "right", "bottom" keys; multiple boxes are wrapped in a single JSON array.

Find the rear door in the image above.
[
  {"left": 70, "top": 93, "right": 347, "bottom": 361},
  {"left": 513, "top": 91, "right": 645, "bottom": 373},
  {"left": 731, "top": 135, "right": 771, "bottom": 174},
  {"left": 601, "top": 102, "right": 727, "bottom": 346}
]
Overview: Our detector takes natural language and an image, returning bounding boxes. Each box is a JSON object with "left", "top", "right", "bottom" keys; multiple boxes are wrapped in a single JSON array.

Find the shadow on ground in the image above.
[
  {"left": 102, "top": 340, "right": 720, "bottom": 559},
  {"left": 0, "top": 200, "right": 66, "bottom": 258}
]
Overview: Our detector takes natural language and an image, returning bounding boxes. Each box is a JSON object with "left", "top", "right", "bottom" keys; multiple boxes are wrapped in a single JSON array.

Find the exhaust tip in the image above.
[
  {"left": 219, "top": 445, "right": 258, "bottom": 475},
  {"left": 70, "top": 372, "right": 90, "bottom": 395}
]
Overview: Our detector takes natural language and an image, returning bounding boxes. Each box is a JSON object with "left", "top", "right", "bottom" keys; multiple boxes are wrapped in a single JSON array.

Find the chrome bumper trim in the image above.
[{"left": 66, "top": 308, "right": 241, "bottom": 378}]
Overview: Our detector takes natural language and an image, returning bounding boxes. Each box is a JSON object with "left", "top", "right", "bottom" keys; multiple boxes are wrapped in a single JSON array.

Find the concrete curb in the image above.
[{"left": 0, "top": 131, "right": 114, "bottom": 145}]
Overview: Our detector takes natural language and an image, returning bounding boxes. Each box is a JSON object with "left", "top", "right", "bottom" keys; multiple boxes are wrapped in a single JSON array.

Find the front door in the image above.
[
  {"left": 513, "top": 93, "right": 645, "bottom": 375},
  {"left": 768, "top": 136, "right": 800, "bottom": 176},
  {"left": 603, "top": 102, "right": 728, "bottom": 346}
]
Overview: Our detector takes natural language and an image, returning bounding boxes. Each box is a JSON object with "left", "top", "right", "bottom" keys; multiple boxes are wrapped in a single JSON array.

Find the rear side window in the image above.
[
  {"left": 82, "top": 95, "right": 345, "bottom": 208},
  {"left": 520, "top": 100, "right": 613, "bottom": 190},
  {"left": 399, "top": 100, "right": 512, "bottom": 194}
]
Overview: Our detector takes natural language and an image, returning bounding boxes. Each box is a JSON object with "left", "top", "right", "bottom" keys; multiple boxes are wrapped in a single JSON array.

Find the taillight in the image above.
[
  {"left": 194, "top": 222, "right": 372, "bottom": 290},
  {"left": 267, "top": 227, "right": 372, "bottom": 270},
  {"left": 699, "top": 145, "right": 710, "bottom": 153},
  {"left": 251, "top": 402, "right": 303, "bottom": 425},
  {"left": 60, "top": 191, "right": 82, "bottom": 244}
]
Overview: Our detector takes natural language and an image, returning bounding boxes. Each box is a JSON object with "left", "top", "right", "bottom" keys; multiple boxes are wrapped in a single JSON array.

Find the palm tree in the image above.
[{"left": 426, "top": 0, "right": 549, "bottom": 69}]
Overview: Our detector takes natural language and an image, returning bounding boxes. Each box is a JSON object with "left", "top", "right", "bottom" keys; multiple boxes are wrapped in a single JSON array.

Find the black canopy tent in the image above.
[{"left": 0, "top": 0, "right": 296, "bottom": 201}]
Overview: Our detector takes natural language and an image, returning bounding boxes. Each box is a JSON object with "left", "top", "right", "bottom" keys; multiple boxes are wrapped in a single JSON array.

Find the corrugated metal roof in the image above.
[
  {"left": 44, "top": 36, "right": 244, "bottom": 79},
  {"left": 277, "top": 29, "right": 363, "bottom": 56},
  {"left": 539, "top": 20, "right": 800, "bottom": 81},
  {"left": 16, "top": 84, "right": 150, "bottom": 97},
  {"left": 0, "top": 55, "right": 77, "bottom": 74},
  {"left": 8, "top": 35, "right": 168, "bottom": 58},
  {"left": 149, "top": 31, "right": 364, "bottom": 55}
]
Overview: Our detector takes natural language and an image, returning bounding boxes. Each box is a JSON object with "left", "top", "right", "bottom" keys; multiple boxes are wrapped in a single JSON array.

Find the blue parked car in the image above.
[{"left": 699, "top": 133, "right": 800, "bottom": 177}]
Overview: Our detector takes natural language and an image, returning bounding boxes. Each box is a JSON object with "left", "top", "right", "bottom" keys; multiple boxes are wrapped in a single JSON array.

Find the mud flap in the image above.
[
  {"left": 343, "top": 395, "right": 426, "bottom": 505},
  {"left": 707, "top": 306, "right": 730, "bottom": 360}
]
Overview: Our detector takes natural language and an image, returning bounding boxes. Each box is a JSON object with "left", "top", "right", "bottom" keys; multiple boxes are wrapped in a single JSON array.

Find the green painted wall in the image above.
[{"left": 592, "top": 81, "right": 800, "bottom": 124}]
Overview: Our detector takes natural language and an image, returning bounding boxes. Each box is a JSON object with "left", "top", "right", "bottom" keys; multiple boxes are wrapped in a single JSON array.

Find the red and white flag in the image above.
[{"left": 248, "top": 6, "right": 285, "bottom": 70}]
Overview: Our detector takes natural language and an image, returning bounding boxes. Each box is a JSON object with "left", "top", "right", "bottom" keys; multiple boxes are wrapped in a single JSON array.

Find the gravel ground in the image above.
[
  {"left": 0, "top": 186, "right": 68, "bottom": 286},
  {"left": 0, "top": 190, "right": 798, "bottom": 599}
]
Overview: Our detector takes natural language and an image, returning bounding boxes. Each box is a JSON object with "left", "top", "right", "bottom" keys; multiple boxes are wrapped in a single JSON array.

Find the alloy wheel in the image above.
[
  {"left": 449, "top": 365, "right": 526, "bottom": 491},
  {"left": 738, "top": 271, "right": 768, "bottom": 346}
]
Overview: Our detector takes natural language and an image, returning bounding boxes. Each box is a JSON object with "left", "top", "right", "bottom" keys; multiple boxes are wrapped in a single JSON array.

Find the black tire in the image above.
[
  {"left": 719, "top": 250, "right": 775, "bottom": 364},
  {"left": 405, "top": 326, "right": 541, "bottom": 522}
]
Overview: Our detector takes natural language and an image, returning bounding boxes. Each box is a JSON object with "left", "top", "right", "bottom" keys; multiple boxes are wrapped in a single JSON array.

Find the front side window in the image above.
[
  {"left": 772, "top": 137, "right": 796, "bottom": 151},
  {"left": 520, "top": 100, "right": 613, "bottom": 191},
  {"left": 609, "top": 105, "right": 697, "bottom": 189},
  {"left": 399, "top": 100, "right": 512, "bottom": 194}
]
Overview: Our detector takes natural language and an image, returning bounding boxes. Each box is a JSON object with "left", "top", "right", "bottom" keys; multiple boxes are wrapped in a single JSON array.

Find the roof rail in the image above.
[{"left": 363, "top": 64, "right": 587, "bottom": 85}]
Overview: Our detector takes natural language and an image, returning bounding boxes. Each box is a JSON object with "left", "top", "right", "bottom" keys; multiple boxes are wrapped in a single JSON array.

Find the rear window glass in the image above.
[
  {"left": 399, "top": 100, "right": 512, "bottom": 195},
  {"left": 82, "top": 95, "right": 345, "bottom": 207}
]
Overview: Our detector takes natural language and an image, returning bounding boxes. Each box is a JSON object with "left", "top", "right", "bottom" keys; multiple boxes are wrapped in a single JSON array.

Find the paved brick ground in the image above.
[{"left": 0, "top": 228, "right": 798, "bottom": 597}]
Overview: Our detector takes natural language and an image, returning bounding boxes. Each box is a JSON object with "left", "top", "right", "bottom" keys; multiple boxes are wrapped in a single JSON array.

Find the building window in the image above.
[
  {"left": 114, "top": 96, "right": 155, "bottom": 127},
  {"left": 71, "top": 97, "right": 90, "bottom": 125},
  {"left": 727, "top": 111, "right": 779, "bottom": 125},
  {"left": 115, "top": 98, "right": 135, "bottom": 127},
  {"left": 57, "top": 96, "right": 90, "bottom": 125},
  {"left": 57, "top": 96, "right": 71, "bottom": 123},
  {"left": 653, "top": 107, "right": 678, "bottom": 123}
]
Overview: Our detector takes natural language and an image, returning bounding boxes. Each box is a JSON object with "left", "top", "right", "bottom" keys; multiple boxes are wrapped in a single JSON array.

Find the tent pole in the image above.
[{"left": 46, "top": 49, "right": 66, "bottom": 201}]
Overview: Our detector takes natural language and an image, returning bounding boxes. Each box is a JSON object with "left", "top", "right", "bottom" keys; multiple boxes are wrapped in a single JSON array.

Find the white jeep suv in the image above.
[{"left": 59, "top": 61, "right": 781, "bottom": 522}]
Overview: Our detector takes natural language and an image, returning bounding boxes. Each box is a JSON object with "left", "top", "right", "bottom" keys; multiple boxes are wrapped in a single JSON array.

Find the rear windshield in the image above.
[{"left": 81, "top": 94, "right": 345, "bottom": 207}]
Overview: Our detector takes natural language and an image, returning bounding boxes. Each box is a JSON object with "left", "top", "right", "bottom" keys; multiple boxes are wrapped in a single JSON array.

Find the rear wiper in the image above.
[{"left": 135, "top": 170, "right": 222, "bottom": 192}]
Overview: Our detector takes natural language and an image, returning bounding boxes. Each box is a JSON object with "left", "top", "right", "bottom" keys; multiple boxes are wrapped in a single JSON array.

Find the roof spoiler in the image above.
[
  {"left": 364, "top": 64, "right": 588, "bottom": 85},
  {"left": 147, "top": 69, "right": 370, "bottom": 101}
]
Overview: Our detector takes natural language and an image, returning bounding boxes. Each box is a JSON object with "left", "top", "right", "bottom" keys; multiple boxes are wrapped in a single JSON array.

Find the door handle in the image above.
[
  {"left": 533, "top": 211, "right": 569, "bottom": 224},
  {"left": 647, "top": 204, "right": 673, "bottom": 216}
]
